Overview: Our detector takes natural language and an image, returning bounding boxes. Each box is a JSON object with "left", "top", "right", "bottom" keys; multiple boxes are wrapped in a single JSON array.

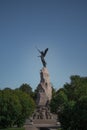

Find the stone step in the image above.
[
  {"left": 33, "top": 119, "right": 57, "bottom": 124},
  {"left": 24, "top": 125, "right": 38, "bottom": 130}
]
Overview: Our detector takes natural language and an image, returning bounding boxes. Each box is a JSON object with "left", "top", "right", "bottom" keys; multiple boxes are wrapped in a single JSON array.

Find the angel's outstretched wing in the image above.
[{"left": 43, "top": 48, "right": 48, "bottom": 57}]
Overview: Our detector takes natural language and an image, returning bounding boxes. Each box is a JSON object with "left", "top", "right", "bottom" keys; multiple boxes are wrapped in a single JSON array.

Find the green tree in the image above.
[
  {"left": 0, "top": 89, "right": 35, "bottom": 128},
  {"left": 72, "top": 96, "right": 87, "bottom": 130},
  {"left": 17, "top": 83, "right": 35, "bottom": 100},
  {"left": 50, "top": 89, "right": 68, "bottom": 114},
  {"left": 50, "top": 75, "right": 87, "bottom": 130},
  {"left": 19, "top": 83, "right": 32, "bottom": 95},
  {"left": 51, "top": 85, "right": 56, "bottom": 98},
  {"left": 59, "top": 101, "right": 76, "bottom": 130},
  {"left": 14, "top": 90, "right": 35, "bottom": 127},
  {"left": 0, "top": 90, "right": 21, "bottom": 128}
]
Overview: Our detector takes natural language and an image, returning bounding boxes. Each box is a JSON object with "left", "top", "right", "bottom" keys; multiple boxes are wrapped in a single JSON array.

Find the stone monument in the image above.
[
  {"left": 24, "top": 48, "right": 60, "bottom": 130},
  {"left": 32, "top": 48, "right": 53, "bottom": 120}
]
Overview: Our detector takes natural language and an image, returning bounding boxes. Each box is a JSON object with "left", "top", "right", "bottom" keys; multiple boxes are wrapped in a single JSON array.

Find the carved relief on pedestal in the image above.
[{"left": 32, "top": 107, "right": 53, "bottom": 120}]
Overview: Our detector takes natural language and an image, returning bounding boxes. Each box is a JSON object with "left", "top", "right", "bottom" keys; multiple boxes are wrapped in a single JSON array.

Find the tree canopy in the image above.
[
  {"left": 50, "top": 75, "right": 87, "bottom": 130},
  {"left": 0, "top": 88, "right": 35, "bottom": 128}
]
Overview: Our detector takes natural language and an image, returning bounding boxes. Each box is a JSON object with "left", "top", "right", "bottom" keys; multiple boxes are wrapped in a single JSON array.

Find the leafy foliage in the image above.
[
  {"left": 0, "top": 90, "right": 21, "bottom": 128},
  {"left": 50, "top": 90, "right": 68, "bottom": 113},
  {"left": 14, "top": 90, "right": 35, "bottom": 127},
  {"left": 19, "top": 83, "right": 32, "bottom": 94},
  {"left": 50, "top": 75, "right": 87, "bottom": 130},
  {"left": 1, "top": 128, "right": 25, "bottom": 130},
  {"left": 0, "top": 88, "right": 35, "bottom": 128},
  {"left": 17, "top": 83, "right": 35, "bottom": 98}
]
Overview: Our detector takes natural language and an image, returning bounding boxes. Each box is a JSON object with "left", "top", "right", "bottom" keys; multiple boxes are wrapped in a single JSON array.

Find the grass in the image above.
[
  {"left": 1, "top": 127, "right": 61, "bottom": 130},
  {"left": 0, "top": 128, "right": 25, "bottom": 130}
]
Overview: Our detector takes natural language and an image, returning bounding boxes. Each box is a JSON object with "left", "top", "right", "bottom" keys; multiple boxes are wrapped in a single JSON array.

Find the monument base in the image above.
[
  {"left": 24, "top": 106, "right": 61, "bottom": 130},
  {"left": 24, "top": 66, "right": 61, "bottom": 129}
]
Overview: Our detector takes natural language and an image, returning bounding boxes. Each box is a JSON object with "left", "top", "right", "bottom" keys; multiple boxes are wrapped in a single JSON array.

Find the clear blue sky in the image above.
[{"left": 0, "top": 0, "right": 87, "bottom": 90}]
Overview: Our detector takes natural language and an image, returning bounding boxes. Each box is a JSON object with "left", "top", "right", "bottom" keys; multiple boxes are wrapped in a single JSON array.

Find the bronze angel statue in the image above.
[{"left": 37, "top": 48, "right": 48, "bottom": 67}]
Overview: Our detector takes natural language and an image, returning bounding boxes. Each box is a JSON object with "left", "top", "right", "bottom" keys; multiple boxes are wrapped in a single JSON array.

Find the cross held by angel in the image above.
[{"left": 37, "top": 48, "right": 48, "bottom": 67}]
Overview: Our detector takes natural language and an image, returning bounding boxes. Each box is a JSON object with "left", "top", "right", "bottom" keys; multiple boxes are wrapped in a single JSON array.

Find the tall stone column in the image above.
[{"left": 36, "top": 67, "right": 52, "bottom": 107}]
